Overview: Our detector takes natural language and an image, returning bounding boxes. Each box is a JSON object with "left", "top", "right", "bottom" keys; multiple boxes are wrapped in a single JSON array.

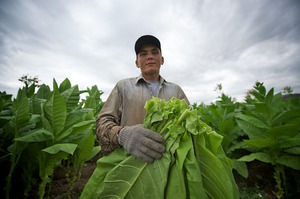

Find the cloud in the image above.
[{"left": 0, "top": 0, "right": 299, "bottom": 104}]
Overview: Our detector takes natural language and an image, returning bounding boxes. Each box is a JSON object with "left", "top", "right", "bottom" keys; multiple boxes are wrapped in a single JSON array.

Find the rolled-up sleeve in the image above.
[{"left": 96, "top": 84, "right": 124, "bottom": 156}]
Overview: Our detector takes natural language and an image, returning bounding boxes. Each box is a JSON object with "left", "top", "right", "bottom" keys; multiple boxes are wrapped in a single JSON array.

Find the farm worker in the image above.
[{"left": 96, "top": 35, "right": 189, "bottom": 163}]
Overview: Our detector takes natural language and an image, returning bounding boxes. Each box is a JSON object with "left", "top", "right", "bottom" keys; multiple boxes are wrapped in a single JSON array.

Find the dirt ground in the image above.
[{"left": 46, "top": 156, "right": 99, "bottom": 199}]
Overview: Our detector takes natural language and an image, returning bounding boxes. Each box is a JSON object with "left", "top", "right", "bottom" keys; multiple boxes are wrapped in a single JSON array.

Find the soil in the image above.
[
  {"left": 45, "top": 155, "right": 99, "bottom": 199},
  {"left": 234, "top": 160, "right": 277, "bottom": 199}
]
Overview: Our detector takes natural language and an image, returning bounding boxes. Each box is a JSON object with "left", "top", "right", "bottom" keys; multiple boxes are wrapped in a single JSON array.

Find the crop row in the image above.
[{"left": 0, "top": 79, "right": 299, "bottom": 198}]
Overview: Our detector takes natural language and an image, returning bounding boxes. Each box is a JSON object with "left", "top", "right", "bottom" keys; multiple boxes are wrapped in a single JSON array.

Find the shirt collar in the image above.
[{"left": 135, "top": 74, "right": 167, "bottom": 85}]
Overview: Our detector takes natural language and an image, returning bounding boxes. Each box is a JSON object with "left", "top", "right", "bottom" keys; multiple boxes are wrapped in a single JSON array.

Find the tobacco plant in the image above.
[
  {"left": 237, "top": 82, "right": 300, "bottom": 198},
  {"left": 1, "top": 78, "right": 102, "bottom": 199}
]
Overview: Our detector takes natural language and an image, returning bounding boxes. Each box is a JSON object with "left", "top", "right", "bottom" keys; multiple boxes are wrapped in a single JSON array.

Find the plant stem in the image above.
[
  {"left": 38, "top": 174, "right": 48, "bottom": 199},
  {"left": 274, "top": 165, "right": 284, "bottom": 199},
  {"left": 5, "top": 127, "right": 22, "bottom": 199},
  {"left": 163, "top": 109, "right": 191, "bottom": 140},
  {"left": 176, "top": 109, "right": 190, "bottom": 126}
]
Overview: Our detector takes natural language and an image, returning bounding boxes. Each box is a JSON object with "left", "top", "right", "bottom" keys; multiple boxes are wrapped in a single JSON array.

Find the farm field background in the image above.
[{"left": 0, "top": 76, "right": 299, "bottom": 199}]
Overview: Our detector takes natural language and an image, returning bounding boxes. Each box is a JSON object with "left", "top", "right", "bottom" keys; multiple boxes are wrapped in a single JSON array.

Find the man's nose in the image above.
[{"left": 147, "top": 53, "right": 154, "bottom": 60}]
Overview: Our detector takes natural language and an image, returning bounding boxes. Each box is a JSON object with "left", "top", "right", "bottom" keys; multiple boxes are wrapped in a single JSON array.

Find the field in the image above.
[{"left": 0, "top": 77, "right": 299, "bottom": 198}]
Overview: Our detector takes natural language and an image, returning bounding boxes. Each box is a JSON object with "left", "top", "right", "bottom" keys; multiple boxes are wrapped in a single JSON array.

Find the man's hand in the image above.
[{"left": 118, "top": 124, "right": 166, "bottom": 163}]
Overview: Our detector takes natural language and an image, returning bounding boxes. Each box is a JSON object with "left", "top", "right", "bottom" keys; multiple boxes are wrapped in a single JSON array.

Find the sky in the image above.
[{"left": 1, "top": 0, "right": 300, "bottom": 104}]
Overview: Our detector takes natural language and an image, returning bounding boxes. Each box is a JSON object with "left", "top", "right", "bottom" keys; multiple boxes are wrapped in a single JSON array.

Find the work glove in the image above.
[{"left": 118, "top": 124, "right": 166, "bottom": 163}]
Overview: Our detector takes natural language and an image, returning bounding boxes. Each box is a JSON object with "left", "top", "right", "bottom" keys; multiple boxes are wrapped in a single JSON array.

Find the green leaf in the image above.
[
  {"left": 265, "top": 88, "right": 274, "bottom": 103},
  {"left": 271, "top": 92, "right": 282, "bottom": 108},
  {"left": 61, "top": 85, "right": 80, "bottom": 112},
  {"left": 238, "top": 152, "right": 273, "bottom": 164},
  {"left": 95, "top": 153, "right": 170, "bottom": 199},
  {"left": 59, "top": 78, "right": 71, "bottom": 93},
  {"left": 14, "top": 129, "right": 53, "bottom": 142},
  {"left": 26, "top": 83, "right": 36, "bottom": 97},
  {"left": 279, "top": 134, "right": 300, "bottom": 148},
  {"left": 284, "top": 146, "right": 300, "bottom": 155},
  {"left": 236, "top": 119, "right": 265, "bottom": 139},
  {"left": 218, "top": 119, "right": 234, "bottom": 136},
  {"left": 86, "top": 146, "right": 101, "bottom": 161},
  {"left": 254, "top": 102, "right": 276, "bottom": 122},
  {"left": 56, "top": 120, "right": 95, "bottom": 142},
  {"left": 42, "top": 143, "right": 77, "bottom": 155},
  {"left": 183, "top": 144, "right": 207, "bottom": 199},
  {"left": 276, "top": 155, "right": 300, "bottom": 170},
  {"left": 64, "top": 108, "right": 94, "bottom": 129},
  {"left": 15, "top": 89, "right": 30, "bottom": 129},
  {"left": 44, "top": 89, "right": 66, "bottom": 137},
  {"left": 244, "top": 139, "right": 277, "bottom": 148},
  {"left": 0, "top": 116, "right": 11, "bottom": 127},
  {"left": 264, "top": 124, "right": 298, "bottom": 138},
  {"left": 73, "top": 130, "right": 95, "bottom": 168},
  {"left": 235, "top": 114, "right": 269, "bottom": 129},
  {"left": 36, "top": 84, "right": 51, "bottom": 99},
  {"left": 194, "top": 133, "right": 239, "bottom": 199},
  {"left": 232, "top": 159, "right": 248, "bottom": 178},
  {"left": 52, "top": 78, "right": 59, "bottom": 91},
  {"left": 271, "top": 108, "right": 300, "bottom": 125},
  {"left": 81, "top": 149, "right": 130, "bottom": 199}
]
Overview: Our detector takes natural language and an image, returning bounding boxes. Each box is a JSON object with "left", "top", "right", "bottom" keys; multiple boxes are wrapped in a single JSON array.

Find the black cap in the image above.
[{"left": 134, "top": 35, "right": 161, "bottom": 54}]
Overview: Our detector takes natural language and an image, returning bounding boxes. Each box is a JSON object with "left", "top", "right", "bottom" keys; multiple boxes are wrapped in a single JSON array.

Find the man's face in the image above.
[{"left": 135, "top": 44, "right": 164, "bottom": 79}]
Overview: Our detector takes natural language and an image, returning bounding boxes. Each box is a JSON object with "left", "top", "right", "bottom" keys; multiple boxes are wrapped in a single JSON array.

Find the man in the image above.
[{"left": 96, "top": 35, "right": 189, "bottom": 163}]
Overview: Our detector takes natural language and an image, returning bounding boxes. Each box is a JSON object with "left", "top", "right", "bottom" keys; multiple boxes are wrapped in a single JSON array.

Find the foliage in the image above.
[
  {"left": 81, "top": 97, "right": 239, "bottom": 199},
  {"left": 1, "top": 77, "right": 299, "bottom": 198},
  {"left": 193, "top": 81, "right": 300, "bottom": 198},
  {"left": 0, "top": 78, "right": 103, "bottom": 199},
  {"left": 237, "top": 82, "right": 300, "bottom": 199},
  {"left": 193, "top": 93, "right": 249, "bottom": 178}
]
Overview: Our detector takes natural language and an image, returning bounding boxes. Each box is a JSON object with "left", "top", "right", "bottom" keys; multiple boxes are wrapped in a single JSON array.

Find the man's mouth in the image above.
[{"left": 146, "top": 62, "right": 156, "bottom": 65}]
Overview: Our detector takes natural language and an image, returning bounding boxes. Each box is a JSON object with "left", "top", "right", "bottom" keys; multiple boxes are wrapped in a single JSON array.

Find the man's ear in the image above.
[
  {"left": 135, "top": 60, "right": 139, "bottom": 68},
  {"left": 161, "top": 56, "right": 164, "bottom": 65}
]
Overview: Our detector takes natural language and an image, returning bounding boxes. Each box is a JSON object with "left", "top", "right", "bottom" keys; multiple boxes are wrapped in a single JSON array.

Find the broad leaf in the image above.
[
  {"left": 279, "top": 134, "right": 300, "bottom": 148},
  {"left": 276, "top": 155, "right": 300, "bottom": 170},
  {"left": 235, "top": 114, "right": 269, "bottom": 129},
  {"left": 236, "top": 119, "right": 265, "bottom": 139},
  {"left": 61, "top": 85, "right": 80, "bottom": 112},
  {"left": 271, "top": 108, "right": 300, "bottom": 125},
  {"left": 238, "top": 152, "right": 273, "bottom": 164},
  {"left": 42, "top": 143, "right": 77, "bottom": 155},
  {"left": 232, "top": 159, "right": 248, "bottom": 178},
  {"left": 15, "top": 129, "right": 53, "bottom": 142},
  {"left": 73, "top": 130, "right": 95, "bottom": 168},
  {"left": 244, "top": 139, "right": 277, "bottom": 148},
  {"left": 264, "top": 124, "right": 298, "bottom": 138},
  {"left": 15, "top": 89, "right": 30, "bottom": 129},
  {"left": 36, "top": 84, "right": 51, "bottom": 99},
  {"left": 254, "top": 102, "right": 276, "bottom": 122},
  {"left": 44, "top": 89, "right": 66, "bottom": 137},
  {"left": 59, "top": 78, "right": 72, "bottom": 93},
  {"left": 56, "top": 120, "right": 95, "bottom": 142},
  {"left": 284, "top": 146, "right": 300, "bottom": 155}
]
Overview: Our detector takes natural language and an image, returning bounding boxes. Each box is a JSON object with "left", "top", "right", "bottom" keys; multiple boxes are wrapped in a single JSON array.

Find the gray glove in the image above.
[{"left": 118, "top": 124, "right": 166, "bottom": 163}]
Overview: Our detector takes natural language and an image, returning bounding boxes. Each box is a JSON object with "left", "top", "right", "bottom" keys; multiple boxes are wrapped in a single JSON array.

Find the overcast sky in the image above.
[{"left": 1, "top": 0, "right": 299, "bottom": 104}]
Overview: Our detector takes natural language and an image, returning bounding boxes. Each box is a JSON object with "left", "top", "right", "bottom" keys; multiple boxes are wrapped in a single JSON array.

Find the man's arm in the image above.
[{"left": 95, "top": 85, "right": 123, "bottom": 156}]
